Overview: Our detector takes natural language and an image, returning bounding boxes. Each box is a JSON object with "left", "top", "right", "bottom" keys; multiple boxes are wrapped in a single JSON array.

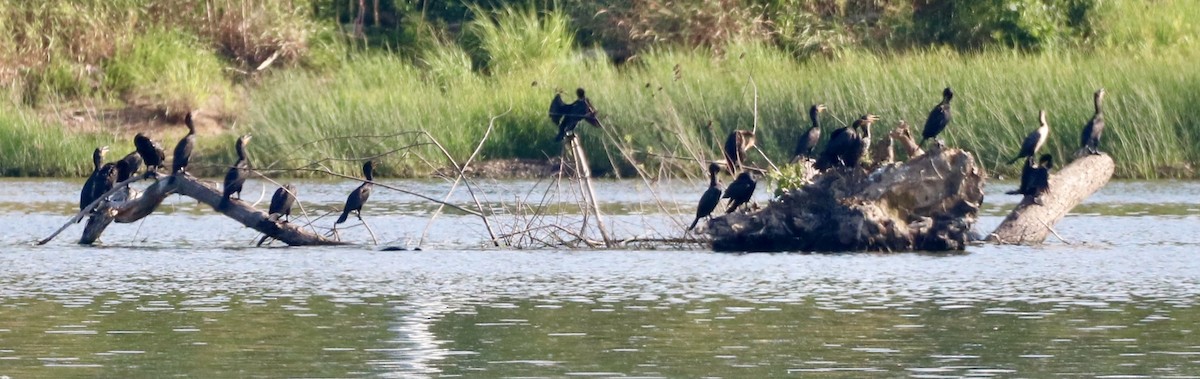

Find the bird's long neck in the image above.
[
  {"left": 708, "top": 169, "right": 717, "bottom": 187},
  {"left": 235, "top": 140, "right": 248, "bottom": 164},
  {"left": 1094, "top": 95, "right": 1103, "bottom": 116},
  {"left": 809, "top": 109, "right": 820, "bottom": 130},
  {"left": 364, "top": 166, "right": 374, "bottom": 182},
  {"left": 93, "top": 151, "right": 103, "bottom": 172},
  {"left": 187, "top": 124, "right": 196, "bottom": 136}
]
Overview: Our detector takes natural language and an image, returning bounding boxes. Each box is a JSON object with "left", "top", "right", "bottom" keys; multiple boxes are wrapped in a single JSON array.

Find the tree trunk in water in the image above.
[
  {"left": 706, "top": 145, "right": 985, "bottom": 252},
  {"left": 79, "top": 174, "right": 346, "bottom": 246},
  {"left": 987, "top": 153, "right": 1115, "bottom": 245}
]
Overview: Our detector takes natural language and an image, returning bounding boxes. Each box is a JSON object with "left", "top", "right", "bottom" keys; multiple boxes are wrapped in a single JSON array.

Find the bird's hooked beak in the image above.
[
  {"left": 864, "top": 114, "right": 881, "bottom": 124},
  {"left": 100, "top": 146, "right": 110, "bottom": 153},
  {"left": 1097, "top": 88, "right": 1106, "bottom": 98},
  {"left": 816, "top": 104, "right": 827, "bottom": 112}
]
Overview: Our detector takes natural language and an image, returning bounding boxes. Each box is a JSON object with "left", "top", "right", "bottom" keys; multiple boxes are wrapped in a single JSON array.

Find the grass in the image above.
[{"left": 105, "top": 29, "right": 234, "bottom": 116}]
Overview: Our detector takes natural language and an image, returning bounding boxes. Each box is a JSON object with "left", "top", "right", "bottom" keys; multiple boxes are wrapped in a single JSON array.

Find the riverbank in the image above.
[{"left": 2, "top": 1, "right": 1197, "bottom": 179}]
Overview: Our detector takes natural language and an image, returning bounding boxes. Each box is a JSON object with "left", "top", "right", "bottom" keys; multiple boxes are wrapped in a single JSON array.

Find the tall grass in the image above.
[
  {"left": 0, "top": 106, "right": 122, "bottom": 177},
  {"left": 240, "top": 38, "right": 1199, "bottom": 179},
  {"left": 105, "top": 29, "right": 234, "bottom": 116}
]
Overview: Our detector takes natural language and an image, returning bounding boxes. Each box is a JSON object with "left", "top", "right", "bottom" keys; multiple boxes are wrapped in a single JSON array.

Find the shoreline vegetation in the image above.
[{"left": 2, "top": 0, "right": 1197, "bottom": 179}]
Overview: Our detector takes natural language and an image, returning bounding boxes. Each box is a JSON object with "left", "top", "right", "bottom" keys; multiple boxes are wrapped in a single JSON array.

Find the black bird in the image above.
[
  {"left": 722, "top": 171, "right": 756, "bottom": 213},
  {"left": 172, "top": 112, "right": 197, "bottom": 174},
  {"left": 792, "top": 104, "right": 827, "bottom": 162},
  {"left": 1008, "top": 110, "right": 1050, "bottom": 164},
  {"left": 1080, "top": 88, "right": 1106, "bottom": 155},
  {"left": 220, "top": 135, "right": 252, "bottom": 209},
  {"left": 815, "top": 114, "right": 879, "bottom": 170},
  {"left": 688, "top": 163, "right": 723, "bottom": 231},
  {"left": 921, "top": 87, "right": 954, "bottom": 146},
  {"left": 268, "top": 183, "right": 297, "bottom": 222},
  {"left": 723, "top": 129, "right": 756, "bottom": 175},
  {"left": 116, "top": 151, "right": 142, "bottom": 181},
  {"left": 79, "top": 146, "right": 109, "bottom": 210},
  {"left": 336, "top": 161, "right": 375, "bottom": 225},
  {"left": 549, "top": 88, "right": 601, "bottom": 141},
  {"left": 134, "top": 132, "right": 166, "bottom": 172},
  {"left": 1008, "top": 155, "right": 1053, "bottom": 203},
  {"left": 91, "top": 160, "right": 119, "bottom": 207}
]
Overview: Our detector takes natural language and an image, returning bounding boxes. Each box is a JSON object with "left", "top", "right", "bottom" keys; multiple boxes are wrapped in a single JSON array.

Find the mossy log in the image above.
[
  {"left": 77, "top": 173, "right": 344, "bottom": 246},
  {"left": 706, "top": 146, "right": 985, "bottom": 252},
  {"left": 987, "top": 153, "right": 1115, "bottom": 245}
]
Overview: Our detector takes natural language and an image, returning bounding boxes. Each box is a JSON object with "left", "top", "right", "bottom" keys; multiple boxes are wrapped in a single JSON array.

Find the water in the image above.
[{"left": 2, "top": 178, "right": 1199, "bottom": 377}]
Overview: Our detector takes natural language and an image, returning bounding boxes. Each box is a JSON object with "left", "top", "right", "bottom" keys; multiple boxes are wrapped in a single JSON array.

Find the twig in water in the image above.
[{"left": 1036, "top": 217, "right": 1072, "bottom": 245}]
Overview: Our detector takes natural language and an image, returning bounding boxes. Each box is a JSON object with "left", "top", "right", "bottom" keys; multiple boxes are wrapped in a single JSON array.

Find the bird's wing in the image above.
[{"left": 549, "top": 94, "right": 566, "bottom": 126}]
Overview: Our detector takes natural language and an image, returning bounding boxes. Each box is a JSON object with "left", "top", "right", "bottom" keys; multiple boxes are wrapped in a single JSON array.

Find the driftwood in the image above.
[
  {"left": 69, "top": 174, "right": 345, "bottom": 246},
  {"left": 987, "top": 153, "right": 1114, "bottom": 244},
  {"left": 706, "top": 146, "right": 985, "bottom": 252}
]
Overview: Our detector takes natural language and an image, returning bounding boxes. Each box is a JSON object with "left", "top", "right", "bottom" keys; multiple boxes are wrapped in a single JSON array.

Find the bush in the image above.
[{"left": 910, "top": 0, "right": 1101, "bottom": 51}]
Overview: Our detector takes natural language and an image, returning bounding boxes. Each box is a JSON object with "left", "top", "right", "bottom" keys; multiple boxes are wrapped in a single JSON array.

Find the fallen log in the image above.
[
  {"left": 73, "top": 173, "right": 345, "bottom": 246},
  {"left": 987, "top": 153, "right": 1114, "bottom": 245},
  {"left": 706, "top": 145, "right": 985, "bottom": 252}
]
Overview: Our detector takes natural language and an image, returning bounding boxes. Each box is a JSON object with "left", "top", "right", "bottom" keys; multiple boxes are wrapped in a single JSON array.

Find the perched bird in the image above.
[
  {"left": 116, "top": 151, "right": 142, "bottom": 182},
  {"left": 172, "top": 112, "right": 197, "bottom": 174},
  {"left": 1079, "top": 88, "right": 1106, "bottom": 155},
  {"left": 792, "top": 104, "right": 827, "bottom": 162},
  {"left": 219, "top": 135, "right": 252, "bottom": 209},
  {"left": 921, "top": 87, "right": 953, "bottom": 146},
  {"left": 134, "top": 133, "right": 166, "bottom": 172},
  {"left": 549, "top": 88, "right": 601, "bottom": 141},
  {"left": 268, "top": 183, "right": 297, "bottom": 222},
  {"left": 816, "top": 114, "right": 879, "bottom": 170},
  {"left": 723, "top": 129, "right": 756, "bottom": 175},
  {"left": 1008, "top": 110, "right": 1050, "bottom": 164},
  {"left": 336, "top": 161, "right": 375, "bottom": 225},
  {"left": 688, "top": 163, "right": 723, "bottom": 231},
  {"left": 91, "top": 160, "right": 118, "bottom": 207},
  {"left": 79, "top": 146, "right": 109, "bottom": 210},
  {"left": 1008, "top": 154, "right": 1053, "bottom": 204},
  {"left": 722, "top": 171, "right": 757, "bottom": 213}
]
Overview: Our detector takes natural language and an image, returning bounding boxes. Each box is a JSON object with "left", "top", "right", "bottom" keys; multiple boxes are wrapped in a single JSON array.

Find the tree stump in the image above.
[
  {"left": 987, "top": 153, "right": 1115, "bottom": 245},
  {"left": 706, "top": 146, "right": 985, "bottom": 252}
]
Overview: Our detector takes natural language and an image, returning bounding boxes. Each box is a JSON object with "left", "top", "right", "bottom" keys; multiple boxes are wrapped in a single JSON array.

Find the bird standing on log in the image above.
[
  {"left": 723, "top": 129, "right": 756, "bottom": 175},
  {"left": 1080, "top": 88, "right": 1106, "bottom": 155},
  {"left": 549, "top": 88, "right": 601, "bottom": 142},
  {"left": 91, "top": 159, "right": 118, "bottom": 207},
  {"left": 688, "top": 163, "right": 723, "bottom": 231},
  {"left": 80, "top": 146, "right": 109, "bottom": 210},
  {"left": 336, "top": 160, "right": 375, "bottom": 225},
  {"left": 172, "top": 112, "right": 197, "bottom": 174},
  {"left": 134, "top": 133, "right": 166, "bottom": 173},
  {"left": 268, "top": 184, "right": 297, "bottom": 222},
  {"left": 921, "top": 87, "right": 953, "bottom": 146},
  {"left": 792, "top": 104, "right": 826, "bottom": 162},
  {"left": 1008, "top": 110, "right": 1050, "bottom": 164},
  {"left": 816, "top": 114, "right": 878, "bottom": 170},
  {"left": 722, "top": 171, "right": 757, "bottom": 213},
  {"left": 1007, "top": 154, "right": 1053, "bottom": 204},
  {"left": 219, "top": 135, "right": 252, "bottom": 209},
  {"left": 116, "top": 152, "right": 142, "bottom": 182}
]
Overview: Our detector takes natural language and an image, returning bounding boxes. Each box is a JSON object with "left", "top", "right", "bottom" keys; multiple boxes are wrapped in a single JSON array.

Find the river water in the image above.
[{"left": 1, "top": 178, "right": 1198, "bottom": 377}]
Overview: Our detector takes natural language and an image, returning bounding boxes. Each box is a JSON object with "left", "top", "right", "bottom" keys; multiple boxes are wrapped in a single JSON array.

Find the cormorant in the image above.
[
  {"left": 134, "top": 133, "right": 166, "bottom": 172},
  {"left": 79, "top": 146, "right": 109, "bottom": 210},
  {"left": 1007, "top": 154, "right": 1053, "bottom": 203},
  {"left": 723, "top": 129, "right": 756, "bottom": 175},
  {"left": 91, "top": 160, "right": 118, "bottom": 206},
  {"left": 792, "top": 104, "right": 827, "bottom": 162},
  {"left": 921, "top": 87, "right": 953, "bottom": 146},
  {"left": 220, "top": 135, "right": 252, "bottom": 209},
  {"left": 1008, "top": 110, "right": 1049, "bottom": 164},
  {"left": 722, "top": 171, "right": 756, "bottom": 213},
  {"left": 815, "top": 114, "right": 878, "bottom": 170},
  {"left": 336, "top": 160, "right": 375, "bottom": 225},
  {"left": 117, "top": 151, "right": 142, "bottom": 181},
  {"left": 172, "top": 112, "right": 196, "bottom": 174},
  {"left": 1080, "top": 88, "right": 1106, "bottom": 155},
  {"left": 268, "top": 183, "right": 297, "bottom": 222},
  {"left": 549, "top": 88, "right": 600, "bottom": 141},
  {"left": 688, "top": 163, "right": 723, "bottom": 231}
]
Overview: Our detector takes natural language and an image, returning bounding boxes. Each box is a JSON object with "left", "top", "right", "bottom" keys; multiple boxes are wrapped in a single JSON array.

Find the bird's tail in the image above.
[
  {"left": 688, "top": 218, "right": 701, "bottom": 231},
  {"left": 335, "top": 209, "right": 350, "bottom": 224},
  {"left": 218, "top": 195, "right": 231, "bottom": 210},
  {"left": 1007, "top": 156, "right": 1020, "bottom": 164},
  {"left": 554, "top": 130, "right": 566, "bottom": 142},
  {"left": 919, "top": 137, "right": 928, "bottom": 146},
  {"left": 1004, "top": 189, "right": 1021, "bottom": 195}
]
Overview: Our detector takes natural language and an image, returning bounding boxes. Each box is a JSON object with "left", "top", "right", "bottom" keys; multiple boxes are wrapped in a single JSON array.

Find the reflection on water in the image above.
[{"left": 0, "top": 179, "right": 1198, "bottom": 377}]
